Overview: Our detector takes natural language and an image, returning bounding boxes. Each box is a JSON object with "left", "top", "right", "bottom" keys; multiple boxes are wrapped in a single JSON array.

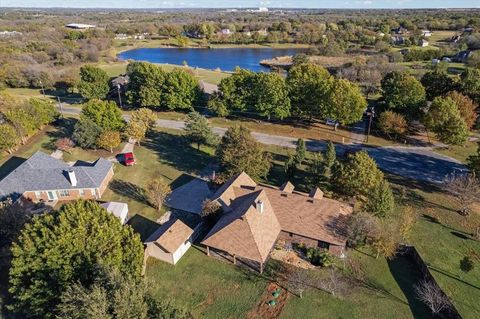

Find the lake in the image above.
[{"left": 118, "top": 47, "right": 305, "bottom": 72}]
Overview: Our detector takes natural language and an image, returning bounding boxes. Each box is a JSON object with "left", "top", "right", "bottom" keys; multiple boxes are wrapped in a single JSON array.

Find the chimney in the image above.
[
  {"left": 256, "top": 200, "right": 264, "bottom": 214},
  {"left": 67, "top": 170, "right": 77, "bottom": 187},
  {"left": 309, "top": 187, "right": 324, "bottom": 200}
]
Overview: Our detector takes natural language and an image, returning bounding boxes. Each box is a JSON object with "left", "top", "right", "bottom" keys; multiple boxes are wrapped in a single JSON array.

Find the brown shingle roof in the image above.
[
  {"left": 203, "top": 173, "right": 352, "bottom": 262},
  {"left": 202, "top": 189, "right": 281, "bottom": 263},
  {"left": 145, "top": 218, "right": 194, "bottom": 253}
]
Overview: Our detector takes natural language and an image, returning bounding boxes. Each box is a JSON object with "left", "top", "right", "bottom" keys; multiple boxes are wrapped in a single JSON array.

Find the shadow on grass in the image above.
[
  {"left": 109, "top": 179, "right": 147, "bottom": 204},
  {"left": 170, "top": 173, "right": 196, "bottom": 190},
  {"left": 143, "top": 131, "right": 212, "bottom": 176},
  {"left": 0, "top": 156, "right": 26, "bottom": 180},
  {"left": 428, "top": 265, "right": 480, "bottom": 291},
  {"left": 387, "top": 255, "right": 432, "bottom": 319},
  {"left": 127, "top": 214, "right": 160, "bottom": 242},
  {"left": 42, "top": 117, "right": 79, "bottom": 151}
]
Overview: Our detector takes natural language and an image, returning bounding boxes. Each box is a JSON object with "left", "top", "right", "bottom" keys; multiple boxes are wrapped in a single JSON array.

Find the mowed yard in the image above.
[{"left": 1, "top": 119, "right": 480, "bottom": 318}]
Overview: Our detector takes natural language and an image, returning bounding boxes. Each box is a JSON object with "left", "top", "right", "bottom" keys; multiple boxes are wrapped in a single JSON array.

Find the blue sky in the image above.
[{"left": 1, "top": 0, "right": 479, "bottom": 8}]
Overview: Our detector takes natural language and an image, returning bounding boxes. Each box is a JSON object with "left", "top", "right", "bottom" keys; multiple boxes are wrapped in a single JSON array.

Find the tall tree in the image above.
[
  {"left": 130, "top": 108, "right": 158, "bottom": 131},
  {"left": 424, "top": 96, "right": 469, "bottom": 145},
  {"left": 381, "top": 71, "right": 426, "bottom": 117},
  {"left": 325, "top": 79, "right": 367, "bottom": 125},
  {"left": 96, "top": 130, "right": 121, "bottom": 153},
  {"left": 126, "top": 62, "right": 166, "bottom": 107},
  {"left": 468, "top": 142, "right": 480, "bottom": 176},
  {"left": 72, "top": 118, "right": 104, "bottom": 149},
  {"left": 81, "top": 99, "right": 125, "bottom": 131},
  {"left": 124, "top": 121, "right": 147, "bottom": 145},
  {"left": 183, "top": 111, "right": 218, "bottom": 149},
  {"left": 216, "top": 126, "right": 271, "bottom": 181},
  {"left": 145, "top": 177, "right": 171, "bottom": 211},
  {"left": 8, "top": 200, "right": 144, "bottom": 318},
  {"left": 421, "top": 70, "right": 455, "bottom": 101},
  {"left": 0, "top": 123, "right": 18, "bottom": 154},
  {"left": 460, "top": 67, "right": 480, "bottom": 104},
  {"left": 4, "top": 108, "right": 37, "bottom": 144},
  {"left": 286, "top": 63, "right": 332, "bottom": 119},
  {"left": 445, "top": 91, "right": 478, "bottom": 129},
  {"left": 365, "top": 179, "right": 395, "bottom": 217},
  {"left": 252, "top": 72, "right": 291, "bottom": 120},
  {"left": 162, "top": 68, "right": 200, "bottom": 110},
  {"left": 77, "top": 65, "right": 110, "bottom": 100},
  {"left": 294, "top": 138, "right": 307, "bottom": 166},
  {"left": 324, "top": 141, "right": 336, "bottom": 177}
]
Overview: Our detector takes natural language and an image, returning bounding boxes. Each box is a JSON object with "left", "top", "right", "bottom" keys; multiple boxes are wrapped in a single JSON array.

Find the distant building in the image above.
[
  {"left": 418, "top": 39, "right": 429, "bottom": 47},
  {"left": 257, "top": 28, "right": 268, "bottom": 36},
  {"left": 391, "top": 35, "right": 405, "bottom": 45},
  {"left": 219, "top": 28, "right": 233, "bottom": 35},
  {"left": 392, "top": 26, "right": 408, "bottom": 35},
  {"left": 421, "top": 30, "right": 433, "bottom": 37},
  {"left": 115, "top": 33, "right": 131, "bottom": 40},
  {"left": 452, "top": 50, "right": 472, "bottom": 63},
  {"left": 65, "top": 23, "right": 96, "bottom": 30},
  {"left": 0, "top": 30, "right": 22, "bottom": 37}
]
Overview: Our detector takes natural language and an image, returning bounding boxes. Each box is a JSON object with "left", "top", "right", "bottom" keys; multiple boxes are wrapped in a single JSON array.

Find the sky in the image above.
[{"left": 1, "top": 0, "right": 479, "bottom": 8}]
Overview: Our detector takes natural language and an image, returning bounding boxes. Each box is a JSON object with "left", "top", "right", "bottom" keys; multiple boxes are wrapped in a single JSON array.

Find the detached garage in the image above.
[{"left": 144, "top": 218, "right": 195, "bottom": 265}]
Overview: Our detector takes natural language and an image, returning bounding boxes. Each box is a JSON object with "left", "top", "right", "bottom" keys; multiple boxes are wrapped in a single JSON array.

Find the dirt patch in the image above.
[
  {"left": 247, "top": 282, "right": 290, "bottom": 319},
  {"left": 270, "top": 248, "right": 314, "bottom": 270}
]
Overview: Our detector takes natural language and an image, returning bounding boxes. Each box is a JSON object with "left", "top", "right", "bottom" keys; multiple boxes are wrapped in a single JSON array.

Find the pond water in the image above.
[{"left": 118, "top": 47, "right": 306, "bottom": 72}]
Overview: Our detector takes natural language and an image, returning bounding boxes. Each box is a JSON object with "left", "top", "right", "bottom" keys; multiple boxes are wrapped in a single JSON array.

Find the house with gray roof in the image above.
[{"left": 0, "top": 151, "right": 114, "bottom": 203}]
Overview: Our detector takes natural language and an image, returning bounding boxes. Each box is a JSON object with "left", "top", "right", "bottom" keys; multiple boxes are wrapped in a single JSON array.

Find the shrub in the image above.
[
  {"left": 378, "top": 111, "right": 408, "bottom": 139},
  {"left": 460, "top": 256, "right": 474, "bottom": 273}
]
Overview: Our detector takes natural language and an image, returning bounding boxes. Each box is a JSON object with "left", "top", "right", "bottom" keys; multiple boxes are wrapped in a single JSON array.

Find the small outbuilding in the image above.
[
  {"left": 145, "top": 218, "right": 195, "bottom": 265},
  {"left": 101, "top": 201, "right": 129, "bottom": 224}
]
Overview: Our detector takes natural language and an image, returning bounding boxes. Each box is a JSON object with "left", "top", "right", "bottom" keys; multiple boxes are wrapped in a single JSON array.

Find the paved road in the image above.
[{"left": 59, "top": 105, "right": 467, "bottom": 184}]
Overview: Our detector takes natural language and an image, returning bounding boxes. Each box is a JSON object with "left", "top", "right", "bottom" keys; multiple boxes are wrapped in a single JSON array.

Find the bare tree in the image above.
[
  {"left": 414, "top": 280, "right": 451, "bottom": 315},
  {"left": 286, "top": 268, "right": 311, "bottom": 298},
  {"left": 144, "top": 178, "right": 171, "bottom": 211},
  {"left": 444, "top": 173, "right": 480, "bottom": 216},
  {"left": 315, "top": 267, "right": 350, "bottom": 297}
]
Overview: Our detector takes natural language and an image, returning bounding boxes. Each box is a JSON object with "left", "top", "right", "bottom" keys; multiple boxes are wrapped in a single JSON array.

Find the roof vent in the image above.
[
  {"left": 256, "top": 200, "right": 264, "bottom": 214},
  {"left": 280, "top": 181, "right": 294, "bottom": 193},
  {"left": 309, "top": 187, "right": 324, "bottom": 200},
  {"left": 67, "top": 170, "right": 77, "bottom": 187}
]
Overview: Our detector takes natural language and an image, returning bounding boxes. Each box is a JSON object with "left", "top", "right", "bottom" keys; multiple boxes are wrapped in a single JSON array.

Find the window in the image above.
[
  {"left": 289, "top": 232, "right": 293, "bottom": 237},
  {"left": 34, "top": 191, "right": 41, "bottom": 198},
  {"left": 318, "top": 241, "right": 330, "bottom": 249},
  {"left": 58, "top": 190, "right": 70, "bottom": 197},
  {"left": 79, "top": 189, "right": 85, "bottom": 196}
]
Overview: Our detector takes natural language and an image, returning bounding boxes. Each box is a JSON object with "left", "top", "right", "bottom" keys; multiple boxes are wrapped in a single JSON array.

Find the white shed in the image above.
[
  {"left": 101, "top": 202, "right": 129, "bottom": 224},
  {"left": 145, "top": 218, "right": 195, "bottom": 265}
]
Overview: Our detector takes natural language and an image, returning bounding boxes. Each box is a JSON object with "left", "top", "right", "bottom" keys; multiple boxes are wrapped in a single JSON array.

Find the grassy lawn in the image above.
[
  {"left": 145, "top": 248, "right": 268, "bottom": 319},
  {"left": 434, "top": 139, "right": 478, "bottom": 163}
]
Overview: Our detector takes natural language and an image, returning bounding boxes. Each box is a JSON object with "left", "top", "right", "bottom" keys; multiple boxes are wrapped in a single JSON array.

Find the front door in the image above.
[{"left": 47, "top": 191, "right": 57, "bottom": 201}]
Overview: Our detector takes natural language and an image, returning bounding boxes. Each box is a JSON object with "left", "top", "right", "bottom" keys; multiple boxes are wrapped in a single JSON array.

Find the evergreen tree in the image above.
[
  {"left": 183, "top": 111, "right": 218, "bottom": 149},
  {"left": 365, "top": 179, "right": 395, "bottom": 217},
  {"left": 294, "top": 138, "right": 307, "bottom": 166},
  {"left": 324, "top": 141, "right": 336, "bottom": 177},
  {"left": 72, "top": 118, "right": 104, "bottom": 149}
]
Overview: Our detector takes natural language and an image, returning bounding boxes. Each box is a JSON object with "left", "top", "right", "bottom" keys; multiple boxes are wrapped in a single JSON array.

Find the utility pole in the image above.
[
  {"left": 57, "top": 97, "right": 63, "bottom": 117},
  {"left": 39, "top": 80, "right": 45, "bottom": 96},
  {"left": 117, "top": 84, "right": 123, "bottom": 108},
  {"left": 366, "top": 107, "right": 375, "bottom": 144}
]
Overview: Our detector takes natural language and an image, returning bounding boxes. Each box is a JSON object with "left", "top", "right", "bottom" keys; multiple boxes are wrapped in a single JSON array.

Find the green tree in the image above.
[
  {"left": 445, "top": 91, "right": 478, "bottom": 129},
  {"left": 183, "top": 111, "right": 218, "bottom": 149},
  {"left": 72, "top": 118, "right": 104, "bottom": 149},
  {"left": 124, "top": 121, "right": 147, "bottom": 145},
  {"left": 286, "top": 63, "right": 332, "bottom": 119},
  {"left": 81, "top": 99, "right": 125, "bottom": 131},
  {"left": 96, "top": 130, "right": 121, "bottom": 153},
  {"left": 460, "top": 68, "right": 480, "bottom": 104},
  {"left": 424, "top": 96, "right": 469, "bottom": 145},
  {"left": 294, "top": 138, "right": 307, "bottom": 166},
  {"left": 4, "top": 108, "right": 37, "bottom": 144},
  {"left": 162, "top": 68, "right": 199, "bottom": 110},
  {"left": 24, "top": 98, "right": 59, "bottom": 126},
  {"left": 252, "top": 72, "right": 290, "bottom": 120},
  {"left": 126, "top": 62, "right": 166, "bottom": 107},
  {"left": 381, "top": 71, "right": 426, "bottom": 117},
  {"left": 216, "top": 126, "right": 271, "bottom": 181},
  {"left": 325, "top": 79, "right": 367, "bottom": 125},
  {"left": 324, "top": 141, "right": 336, "bottom": 177},
  {"left": 365, "top": 179, "right": 395, "bottom": 217},
  {"left": 8, "top": 200, "right": 144, "bottom": 318},
  {"left": 333, "top": 151, "right": 384, "bottom": 198},
  {"left": 421, "top": 70, "right": 455, "bottom": 101},
  {"left": 77, "top": 65, "right": 110, "bottom": 100},
  {"left": 130, "top": 108, "right": 158, "bottom": 131},
  {"left": 468, "top": 142, "right": 480, "bottom": 176},
  {"left": 0, "top": 123, "right": 18, "bottom": 154}
]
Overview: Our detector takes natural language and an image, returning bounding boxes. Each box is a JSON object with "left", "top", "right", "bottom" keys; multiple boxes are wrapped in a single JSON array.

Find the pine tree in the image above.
[
  {"left": 183, "top": 111, "right": 218, "bottom": 149},
  {"left": 324, "top": 141, "right": 336, "bottom": 177}
]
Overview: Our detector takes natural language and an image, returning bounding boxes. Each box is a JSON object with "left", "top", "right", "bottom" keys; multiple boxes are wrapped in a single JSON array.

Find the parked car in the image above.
[{"left": 123, "top": 152, "right": 135, "bottom": 166}]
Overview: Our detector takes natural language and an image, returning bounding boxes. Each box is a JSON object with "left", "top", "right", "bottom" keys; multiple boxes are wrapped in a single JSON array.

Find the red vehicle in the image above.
[{"left": 123, "top": 152, "right": 135, "bottom": 166}]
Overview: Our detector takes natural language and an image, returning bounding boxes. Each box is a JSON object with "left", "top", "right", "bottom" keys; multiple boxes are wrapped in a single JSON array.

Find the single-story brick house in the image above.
[
  {"left": 202, "top": 172, "right": 353, "bottom": 273},
  {"left": 0, "top": 151, "right": 113, "bottom": 203}
]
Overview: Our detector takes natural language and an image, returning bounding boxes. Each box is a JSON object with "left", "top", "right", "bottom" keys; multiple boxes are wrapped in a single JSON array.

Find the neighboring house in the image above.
[
  {"left": 201, "top": 172, "right": 353, "bottom": 273},
  {"left": 145, "top": 218, "right": 197, "bottom": 265},
  {"left": 101, "top": 201, "right": 129, "bottom": 224},
  {"left": 421, "top": 30, "right": 432, "bottom": 37},
  {"left": 65, "top": 23, "right": 96, "bottom": 30},
  {"left": 199, "top": 80, "right": 219, "bottom": 96},
  {"left": 219, "top": 28, "right": 233, "bottom": 35},
  {"left": 0, "top": 151, "right": 113, "bottom": 203},
  {"left": 115, "top": 33, "right": 131, "bottom": 40},
  {"left": 165, "top": 177, "right": 212, "bottom": 214},
  {"left": 452, "top": 50, "right": 472, "bottom": 63},
  {"left": 391, "top": 36, "right": 405, "bottom": 45},
  {"left": 392, "top": 26, "right": 408, "bottom": 35},
  {"left": 111, "top": 74, "right": 129, "bottom": 88},
  {"left": 0, "top": 31, "right": 22, "bottom": 37},
  {"left": 418, "top": 39, "right": 429, "bottom": 47}
]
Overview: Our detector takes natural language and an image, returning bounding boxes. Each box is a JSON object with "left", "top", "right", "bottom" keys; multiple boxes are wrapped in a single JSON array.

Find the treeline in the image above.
[
  {"left": 209, "top": 64, "right": 366, "bottom": 124},
  {"left": 0, "top": 96, "right": 59, "bottom": 154}
]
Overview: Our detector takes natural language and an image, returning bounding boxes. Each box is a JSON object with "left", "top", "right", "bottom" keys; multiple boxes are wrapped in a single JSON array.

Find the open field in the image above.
[{"left": 428, "top": 30, "right": 458, "bottom": 47}]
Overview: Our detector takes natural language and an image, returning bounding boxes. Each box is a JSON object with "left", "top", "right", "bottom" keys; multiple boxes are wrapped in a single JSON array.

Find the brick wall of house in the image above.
[
  {"left": 23, "top": 189, "right": 97, "bottom": 202},
  {"left": 98, "top": 167, "right": 114, "bottom": 197},
  {"left": 277, "top": 231, "right": 346, "bottom": 257}
]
